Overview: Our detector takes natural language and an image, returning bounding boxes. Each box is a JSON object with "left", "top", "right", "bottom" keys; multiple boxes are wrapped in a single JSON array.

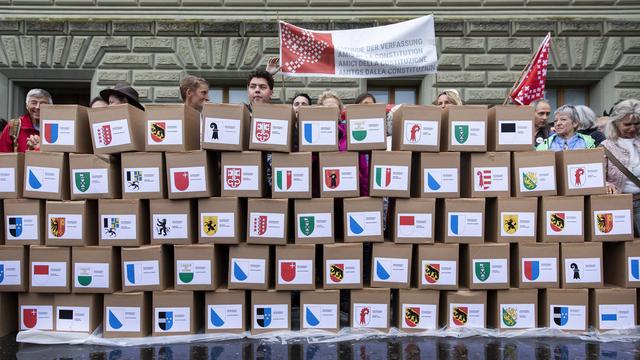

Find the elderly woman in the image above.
[
  {"left": 576, "top": 105, "right": 606, "bottom": 146},
  {"left": 435, "top": 89, "right": 462, "bottom": 109},
  {"left": 536, "top": 104, "right": 596, "bottom": 151}
]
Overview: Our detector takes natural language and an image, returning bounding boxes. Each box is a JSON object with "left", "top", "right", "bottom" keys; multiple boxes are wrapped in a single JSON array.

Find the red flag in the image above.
[
  {"left": 279, "top": 21, "right": 335, "bottom": 75},
  {"left": 509, "top": 33, "right": 552, "bottom": 105}
]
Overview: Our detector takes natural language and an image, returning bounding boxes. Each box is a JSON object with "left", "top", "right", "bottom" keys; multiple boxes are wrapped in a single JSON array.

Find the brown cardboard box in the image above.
[
  {"left": 441, "top": 105, "right": 488, "bottom": 152},
  {"left": 540, "top": 288, "right": 588, "bottom": 331},
  {"left": 54, "top": 294, "right": 102, "bottom": 333},
  {"left": 391, "top": 105, "right": 442, "bottom": 152},
  {"left": 0, "top": 293, "right": 17, "bottom": 336},
  {"left": 0, "top": 245, "right": 28, "bottom": 292},
  {"left": 344, "top": 197, "right": 383, "bottom": 243},
  {"left": 4, "top": 199, "right": 44, "bottom": 245},
  {"left": 19, "top": 293, "right": 54, "bottom": 331},
  {"left": 439, "top": 198, "right": 485, "bottom": 244},
  {"left": 396, "top": 289, "right": 439, "bottom": 332},
  {"left": 121, "top": 245, "right": 171, "bottom": 292},
  {"left": 220, "top": 151, "right": 263, "bottom": 198},
  {"left": 201, "top": 103, "right": 250, "bottom": 151},
  {"left": 205, "top": 288, "right": 246, "bottom": 333},
  {"left": 121, "top": 152, "right": 166, "bottom": 200},
  {"left": 323, "top": 243, "right": 363, "bottom": 289},
  {"left": 72, "top": 246, "right": 120, "bottom": 294},
  {"left": 247, "top": 199, "right": 288, "bottom": 245},
  {"left": 391, "top": 198, "right": 435, "bottom": 243},
  {"left": 511, "top": 151, "right": 557, "bottom": 197},
  {"left": 45, "top": 200, "right": 98, "bottom": 247},
  {"left": 488, "top": 289, "right": 538, "bottom": 330},
  {"left": 415, "top": 244, "right": 459, "bottom": 290},
  {"left": 275, "top": 244, "right": 315, "bottom": 291},
  {"left": 29, "top": 245, "right": 70, "bottom": 293},
  {"left": 414, "top": 152, "right": 460, "bottom": 198},
  {"left": 319, "top": 151, "right": 360, "bottom": 198},
  {"left": 228, "top": 244, "right": 270, "bottom": 290},
  {"left": 166, "top": 150, "right": 219, "bottom": 199},
  {"left": 98, "top": 199, "right": 149, "bottom": 247},
  {"left": 461, "top": 243, "right": 510, "bottom": 290},
  {"left": 198, "top": 197, "right": 244, "bottom": 244},
  {"left": 444, "top": 290, "right": 487, "bottom": 329},
  {"left": 371, "top": 242, "right": 412, "bottom": 288},
  {"left": 250, "top": 104, "right": 294, "bottom": 153},
  {"left": 370, "top": 151, "right": 412, "bottom": 198},
  {"left": 556, "top": 149, "right": 606, "bottom": 196},
  {"left": 589, "top": 288, "right": 637, "bottom": 331},
  {"left": 40, "top": 104, "right": 92, "bottom": 153},
  {"left": 604, "top": 240, "right": 640, "bottom": 288},
  {"left": 294, "top": 198, "right": 334, "bottom": 244},
  {"left": 487, "top": 105, "right": 534, "bottom": 152},
  {"left": 0, "top": 153, "right": 24, "bottom": 199},
  {"left": 69, "top": 154, "right": 121, "bottom": 200},
  {"left": 272, "top": 152, "right": 312, "bottom": 199},
  {"left": 461, "top": 152, "right": 511, "bottom": 198},
  {"left": 345, "top": 104, "right": 388, "bottom": 151},
  {"left": 539, "top": 196, "right": 584, "bottom": 243},
  {"left": 513, "top": 243, "right": 560, "bottom": 289},
  {"left": 297, "top": 106, "right": 339, "bottom": 152},
  {"left": 300, "top": 289, "right": 340, "bottom": 332},
  {"left": 88, "top": 104, "right": 145, "bottom": 154},
  {"left": 487, "top": 197, "right": 537, "bottom": 243},
  {"left": 150, "top": 199, "right": 196, "bottom": 245},
  {"left": 152, "top": 289, "right": 199, "bottom": 336},
  {"left": 350, "top": 288, "right": 390, "bottom": 331},
  {"left": 23, "top": 151, "right": 69, "bottom": 200},
  {"left": 586, "top": 194, "right": 634, "bottom": 242},
  {"left": 174, "top": 244, "right": 223, "bottom": 291},
  {"left": 561, "top": 242, "right": 603, "bottom": 289},
  {"left": 103, "top": 291, "right": 151, "bottom": 338},
  {"left": 251, "top": 290, "right": 291, "bottom": 334},
  {"left": 144, "top": 104, "right": 200, "bottom": 152}
]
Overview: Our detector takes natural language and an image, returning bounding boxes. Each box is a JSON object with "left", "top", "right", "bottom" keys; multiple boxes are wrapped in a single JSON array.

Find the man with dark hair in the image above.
[
  {"left": 355, "top": 92, "right": 376, "bottom": 104},
  {"left": 246, "top": 69, "right": 274, "bottom": 110},
  {"left": 180, "top": 75, "right": 210, "bottom": 112}
]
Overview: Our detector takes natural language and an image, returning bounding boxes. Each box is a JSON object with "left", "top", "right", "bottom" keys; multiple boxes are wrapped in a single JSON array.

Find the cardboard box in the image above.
[
  {"left": 414, "top": 152, "right": 460, "bottom": 198},
  {"left": 441, "top": 105, "right": 488, "bottom": 152},
  {"left": 589, "top": 288, "right": 637, "bottom": 331},
  {"left": 319, "top": 151, "right": 360, "bottom": 198},
  {"left": 391, "top": 105, "right": 441, "bottom": 152},
  {"left": 369, "top": 151, "right": 412, "bottom": 198},
  {"left": 165, "top": 150, "right": 219, "bottom": 199},
  {"left": 511, "top": 151, "right": 557, "bottom": 198},
  {"left": 299, "top": 289, "right": 340, "bottom": 332},
  {"left": 345, "top": 104, "right": 388, "bottom": 151},
  {"left": 121, "top": 245, "right": 171, "bottom": 292},
  {"left": 462, "top": 152, "right": 511, "bottom": 198},
  {"left": 72, "top": 246, "right": 120, "bottom": 294},
  {"left": 444, "top": 290, "right": 487, "bottom": 329},
  {"left": 391, "top": 198, "right": 435, "bottom": 243},
  {"left": 250, "top": 104, "right": 294, "bottom": 153},
  {"left": 540, "top": 288, "right": 588, "bottom": 331},
  {"left": 23, "top": 151, "right": 69, "bottom": 200},
  {"left": 251, "top": 290, "right": 291, "bottom": 334},
  {"left": 204, "top": 288, "right": 246, "bottom": 333},
  {"left": 228, "top": 244, "right": 270, "bottom": 290},
  {"left": 487, "top": 105, "right": 534, "bottom": 152},
  {"left": 271, "top": 152, "right": 312, "bottom": 198},
  {"left": 98, "top": 199, "right": 149, "bottom": 247},
  {"left": 121, "top": 152, "right": 166, "bottom": 200},
  {"left": 486, "top": 197, "right": 537, "bottom": 243},
  {"left": 396, "top": 289, "right": 439, "bottom": 332},
  {"left": 586, "top": 194, "right": 634, "bottom": 242},
  {"left": 539, "top": 196, "right": 584, "bottom": 243},
  {"left": 371, "top": 242, "right": 412, "bottom": 288},
  {"left": 174, "top": 244, "right": 223, "bottom": 291},
  {"left": 556, "top": 148, "right": 606, "bottom": 196},
  {"left": 247, "top": 199, "right": 288, "bottom": 245},
  {"left": 198, "top": 197, "right": 245, "bottom": 244},
  {"left": 604, "top": 240, "right": 640, "bottom": 288},
  {"left": 103, "top": 291, "right": 151, "bottom": 338},
  {"left": 45, "top": 200, "right": 98, "bottom": 247},
  {"left": 294, "top": 198, "right": 334, "bottom": 244},
  {"left": 150, "top": 199, "right": 196, "bottom": 245},
  {"left": 461, "top": 243, "right": 510, "bottom": 290},
  {"left": 0, "top": 153, "right": 24, "bottom": 199},
  {"left": 4, "top": 199, "right": 44, "bottom": 245},
  {"left": 88, "top": 104, "right": 145, "bottom": 154},
  {"left": 69, "top": 154, "right": 121, "bottom": 200},
  {"left": 561, "top": 242, "right": 603, "bottom": 289},
  {"left": 19, "top": 293, "right": 54, "bottom": 331},
  {"left": 297, "top": 105, "right": 339, "bottom": 152},
  {"left": 350, "top": 288, "right": 390, "bottom": 331},
  {"left": 513, "top": 243, "right": 560, "bottom": 289},
  {"left": 221, "top": 151, "right": 263, "bottom": 198},
  {"left": 343, "top": 197, "right": 383, "bottom": 243},
  {"left": 201, "top": 103, "right": 250, "bottom": 151},
  {"left": 40, "top": 104, "right": 92, "bottom": 153},
  {"left": 275, "top": 244, "right": 315, "bottom": 290},
  {"left": 0, "top": 293, "right": 17, "bottom": 336},
  {"left": 488, "top": 289, "right": 538, "bottom": 330},
  {"left": 152, "top": 289, "right": 199, "bottom": 336},
  {"left": 323, "top": 243, "right": 363, "bottom": 289},
  {"left": 29, "top": 246, "right": 70, "bottom": 293},
  {"left": 415, "top": 244, "right": 459, "bottom": 290},
  {"left": 0, "top": 245, "right": 28, "bottom": 292},
  {"left": 439, "top": 198, "right": 485, "bottom": 244},
  {"left": 54, "top": 294, "right": 102, "bottom": 333},
  {"left": 145, "top": 104, "right": 200, "bottom": 152}
]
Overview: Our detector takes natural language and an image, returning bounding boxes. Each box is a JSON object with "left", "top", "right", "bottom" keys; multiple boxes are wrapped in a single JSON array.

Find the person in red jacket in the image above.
[{"left": 0, "top": 88, "right": 52, "bottom": 152}]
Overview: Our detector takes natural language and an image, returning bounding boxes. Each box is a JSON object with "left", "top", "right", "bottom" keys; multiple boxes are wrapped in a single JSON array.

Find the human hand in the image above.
[
  {"left": 27, "top": 134, "right": 41, "bottom": 150},
  {"left": 266, "top": 57, "right": 280, "bottom": 75},
  {"left": 606, "top": 183, "right": 618, "bottom": 194}
]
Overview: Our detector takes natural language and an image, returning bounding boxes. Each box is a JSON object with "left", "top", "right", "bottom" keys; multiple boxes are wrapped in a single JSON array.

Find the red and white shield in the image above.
[
  {"left": 225, "top": 168, "right": 242, "bottom": 188},
  {"left": 253, "top": 215, "right": 268, "bottom": 236},
  {"left": 255, "top": 121, "right": 272, "bottom": 142},
  {"left": 98, "top": 124, "right": 113, "bottom": 145}
]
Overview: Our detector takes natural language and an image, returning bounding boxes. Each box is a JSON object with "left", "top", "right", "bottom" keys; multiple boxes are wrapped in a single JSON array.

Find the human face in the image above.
[
  {"left": 26, "top": 96, "right": 50, "bottom": 124},
  {"left": 321, "top": 97, "right": 341, "bottom": 109},
  {"left": 616, "top": 115, "right": 640, "bottom": 139},
  {"left": 553, "top": 113, "right": 577, "bottom": 138},
  {"left": 292, "top": 95, "right": 310, "bottom": 116},
  {"left": 437, "top": 94, "right": 451, "bottom": 109},
  {"left": 359, "top": 96, "right": 375, "bottom": 105},
  {"left": 247, "top": 77, "right": 272, "bottom": 105},
  {"left": 91, "top": 100, "right": 108, "bottom": 109},
  {"left": 186, "top": 84, "right": 209, "bottom": 112},
  {"left": 534, "top": 102, "right": 551, "bottom": 129},
  {"left": 108, "top": 95, "right": 128, "bottom": 106}
]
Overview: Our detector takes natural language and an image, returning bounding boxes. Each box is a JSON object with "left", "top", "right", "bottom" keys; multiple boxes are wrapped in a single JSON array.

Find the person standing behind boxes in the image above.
[
  {"left": 536, "top": 105, "right": 596, "bottom": 151},
  {"left": 0, "top": 88, "right": 52, "bottom": 152},
  {"left": 100, "top": 82, "right": 145, "bottom": 111},
  {"left": 245, "top": 69, "right": 275, "bottom": 192},
  {"left": 180, "top": 75, "right": 210, "bottom": 113}
]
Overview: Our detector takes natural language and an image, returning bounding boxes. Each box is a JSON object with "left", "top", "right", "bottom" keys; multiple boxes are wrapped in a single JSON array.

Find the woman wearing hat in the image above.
[{"left": 99, "top": 83, "right": 145, "bottom": 111}]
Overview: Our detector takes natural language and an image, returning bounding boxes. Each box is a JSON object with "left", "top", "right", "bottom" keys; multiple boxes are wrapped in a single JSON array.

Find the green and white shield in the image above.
[
  {"left": 475, "top": 261, "right": 491, "bottom": 282},
  {"left": 300, "top": 216, "right": 315, "bottom": 236},
  {"left": 75, "top": 172, "right": 91, "bottom": 193},
  {"left": 454, "top": 125, "right": 469, "bottom": 144}
]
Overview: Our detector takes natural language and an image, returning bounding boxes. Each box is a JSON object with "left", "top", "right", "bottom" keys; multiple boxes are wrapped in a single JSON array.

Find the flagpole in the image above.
[{"left": 276, "top": 12, "right": 287, "bottom": 105}]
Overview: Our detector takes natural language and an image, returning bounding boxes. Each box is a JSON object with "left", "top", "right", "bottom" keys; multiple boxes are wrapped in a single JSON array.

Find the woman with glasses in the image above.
[{"left": 536, "top": 104, "right": 596, "bottom": 151}]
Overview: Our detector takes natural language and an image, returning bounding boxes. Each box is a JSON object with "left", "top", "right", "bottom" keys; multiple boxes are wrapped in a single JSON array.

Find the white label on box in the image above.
[
  {"left": 170, "top": 166, "right": 207, "bottom": 193},
  {"left": 349, "top": 118, "right": 385, "bottom": 144},
  {"left": 249, "top": 212, "right": 285, "bottom": 238},
  {"left": 254, "top": 304, "right": 288, "bottom": 329},
  {"left": 372, "top": 165, "right": 409, "bottom": 191},
  {"left": 402, "top": 304, "right": 437, "bottom": 330},
  {"left": 72, "top": 169, "right": 109, "bottom": 194},
  {"left": 31, "top": 262, "right": 67, "bottom": 287},
  {"left": 93, "top": 119, "right": 131, "bottom": 148},
  {"left": 47, "top": 214, "right": 83, "bottom": 240},
  {"left": 278, "top": 259, "right": 313, "bottom": 285},
  {"left": 403, "top": 120, "right": 439, "bottom": 146},
  {"left": 300, "top": 120, "right": 337, "bottom": 146},
  {"left": 0, "top": 167, "right": 15, "bottom": 193},
  {"left": 273, "top": 167, "right": 309, "bottom": 193},
  {"left": 326, "top": 259, "right": 360, "bottom": 284},
  {"left": 25, "top": 166, "right": 59, "bottom": 193},
  {"left": 567, "top": 163, "right": 604, "bottom": 189},
  {"left": 519, "top": 165, "right": 556, "bottom": 193},
  {"left": 56, "top": 306, "right": 90, "bottom": 332},
  {"left": 208, "top": 304, "right": 243, "bottom": 330},
  {"left": 500, "top": 212, "right": 535, "bottom": 237},
  {"left": 397, "top": 213, "right": 432, "bottom": 238},
  {"left": 230, "top": 258, "right": 266, "bottom": 284},
  {"left": 152, "top": 214, "right": 188, "bottom": 240},
  {"left": 42, "top": 120, "right": 76, "bottom": 146},
  {"left": 322, "top": 166, "right": 358, "bottom": 192},
  {"left": 0, "top": 260, "right": 21, "bottom": 286},
  {"left": 252, "top": 118, "right": 289, "bottom": 145},
  {"left": 124, "top": 260, "right": 160, "bottom": 286},
  {"left": 593, "top": 209, "right": 632, "bottom": 236},
  {"left": 106, "top": 307, "right": 141, "bottom": 332},
  {"left": 564, "top": 258, "right": 601, "bottom": 284},
  {"left": 498, "top": 120, "right": 532, "bottom": 145},
  {"left": 297, "top": 212, "right": 332, "bottom": 238},
  {"left": 101, "top": 214, "right": 137, "bottom": 240},
  {"left": 147, "top": 119, "right": 183, "bottom": 145},
  {"left": 448, "top": 212, "right": 483, "bottom": 237},
  {"left": 303, "top": 304, "right": 338, "bottom": 329},
  {"left": 521, "top": 257, "right": 558, "bottom": 283},
  {"left": 451, "top": 121, "right": 486, "bottom": 146},
  {"left": 499, "top": 303, "right": 536, "bottom": 329},
  {"left": 549, "top": 305, "right": 586, "bottom": 330},
  {"left": 347, "top": 211, "right": 382, "bottom": 237},
  {"left": 176, "top": 260, "right": 211, "bottom": 285},
  {"left": 421, "top": 260, "right": 457, "bottom": 286},
  {"left": 599, "top": 304, "right": 636, "bottom": 330},
  {"left": 449, "top": 303, "right": 485, "bottom": 328},
  {"left": 473, "top": 167, "right": 509, "bottom": 192},
  {"left": 223, "top": 165, "right": 259, "bottom": 191},
  {"left": 373, "top": 257, "right": 408, "bottom": 283},
  {"left": 546, "top": 211, "right": 583, "bottom": 236},
  {"left": 6, "top": 215, "right": 38, "bottom": 241},
  {"left": 74, "top": 262, "right": 109, "bottom": 289},
  {"left": 20, "top": 305, "right": 53, "bottom": 330},
  {"left": 353, "top": 303, "right": 387, "bottom": 329},
  {"left": 123, "top": 167, "right": 160, "bottom": 193},
  {"left": 423, "top": 168, "right": 458, "bottom": 193},
  {"left": 204, "top": 118, "right": 241, "bottom": 145},
  {"left": 472, "top": 258, "right": 508, "bottom": 284},
  {"left": 628, "top": 257, "right": 640, "bottom": 282},
  {"left": 155, "top": 307, "right": 190, "bottom": 333},
  {"left": 200, "top": 212, "right": 235, "bottom": 238}
]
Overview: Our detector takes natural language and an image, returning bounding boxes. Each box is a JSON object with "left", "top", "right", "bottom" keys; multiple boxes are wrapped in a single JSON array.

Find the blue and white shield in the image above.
[
  {"left": 256, "top": 307, "right": 272, "bottom": 328},
  {"left": 553, "top": 306, "right": 568, "bottom": 326},
  {"left": 9, "top": 217, "right": 22, "bottom": 237},
  {"left": 0, "top": 264, "right": 4, "bottom": 283},
  {"left": 158, "top": 311, "right": 173, "bottom": 331}
]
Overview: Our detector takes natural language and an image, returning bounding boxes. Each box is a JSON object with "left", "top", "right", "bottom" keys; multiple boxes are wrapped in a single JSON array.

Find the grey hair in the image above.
[
  {"left": 553, "top": 104, "right": 579, "bottom": 125},
  {"left": 575, "top": 105, "right": 597, "bottom": 131},
  {"left": 604, "top": 98, "right": 640, "bottom": 140},
  {"left": 25, "top": 89, "right": 53, "bottom": 104}
]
